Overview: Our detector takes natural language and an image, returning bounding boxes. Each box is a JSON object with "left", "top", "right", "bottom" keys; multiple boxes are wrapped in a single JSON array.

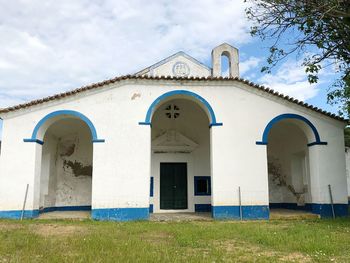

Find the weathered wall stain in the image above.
[
  {"left": 59, "top": 135, "right": 92, "bottom": 177},
  {"left": 59, "top": 137, "right": 78, "bottom": 157},
  {"left": 60, "top": 143, "right": 75, "bottom": 157},
  {"left": 63, "top": 160, "right": 92, "bottom": 177},
  {"left": 268, "top": 157, "right": 305, "bottom": 204},
  {"left": 131, "top": 93, "right": 141, "bottom": 100}
]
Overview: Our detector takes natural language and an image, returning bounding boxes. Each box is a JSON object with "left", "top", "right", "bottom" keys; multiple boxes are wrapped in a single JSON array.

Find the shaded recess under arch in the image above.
[
  {"left": 256, "top": 113, "right": 327, "bottom": 146},
  {"left": 23, "top": 110, "right": 105, "bottom": 145},
  {"left": 138, "top": 90, "right": 223, "bottom": 127}
]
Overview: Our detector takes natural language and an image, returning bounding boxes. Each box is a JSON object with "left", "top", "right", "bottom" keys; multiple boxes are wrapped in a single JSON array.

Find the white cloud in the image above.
[
  {"left": 0, "top": 0, "right": 253, "bottom": 110},
  {"left": 240, "top": 56, "right": 262, "bottom": 76},
  {"left": 1, "top": 1, "right": 332, "bottom": 139},
  {"left": 258, "top": 60, "right": 320, "bottom": 101}
]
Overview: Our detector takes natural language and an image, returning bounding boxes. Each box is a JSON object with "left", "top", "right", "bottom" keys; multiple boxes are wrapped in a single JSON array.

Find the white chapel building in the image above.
[{"left": 0, "top": 43, "right": 348, "bottom": 221}]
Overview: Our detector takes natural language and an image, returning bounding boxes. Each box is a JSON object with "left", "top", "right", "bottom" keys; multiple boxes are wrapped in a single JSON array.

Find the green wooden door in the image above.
[{"left": 160, "top": 163, "right": 188, "bottom": 210}]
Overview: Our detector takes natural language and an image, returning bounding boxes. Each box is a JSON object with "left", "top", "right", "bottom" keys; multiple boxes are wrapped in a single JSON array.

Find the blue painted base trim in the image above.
[
  {"left": 212, "top": 205, "right": 269, "bottom": 220},
  {"left": 195, "top": 204, "right": 211, "bottom": 212},
  {"left": 0, "top": 209, "right": 39, "bottom": 219},
  {"left": 311, "top": 204, "right": 348, "bottom": 218},
  {"left": 92, "top": 207, "right": 149, "bottom": 221},
  {"left": 23, "top": 139, "right": 44, "bottom": 145},
  {"left": 269, "top": 203, "right": 312, "bottom": 211},
  {"left": 270, "top": 203, "right": 348, "bottom": 218},
  {"left": 256, "top": 141, "right": 268, "bottom": 145},
  {"left": 40, "top": 205, "right": 91, "bottom": 213},
  {"left": 149, "top": 204, "right": 154, "bottom": 213}
]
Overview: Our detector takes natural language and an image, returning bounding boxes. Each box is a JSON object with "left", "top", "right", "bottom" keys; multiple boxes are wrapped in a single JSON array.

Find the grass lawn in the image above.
[{"left": 0, "top": 218, "right": 349, "bottom": 262}]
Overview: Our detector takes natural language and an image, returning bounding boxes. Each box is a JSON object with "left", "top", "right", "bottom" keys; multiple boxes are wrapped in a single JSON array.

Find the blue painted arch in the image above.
[
  {"left": 23, "top": 110, "right": 105, "bottom": 145},
  {"left": 139, "top": 90, "right": 223, "bottom": 127},
  {"left": 256, "top": 113, "right": 327, "bottom": 147}
]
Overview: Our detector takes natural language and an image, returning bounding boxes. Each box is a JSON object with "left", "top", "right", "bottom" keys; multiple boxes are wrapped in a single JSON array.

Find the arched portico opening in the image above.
[
  {"left": 147, "top": 91, "right": 219, "bottom": 215},
  {"left": 24, "top": 110, "right": 103, "bottom": 218},
  {"left": 38, "top": 117, "right": 93, "bottom": 216},
  {"left": 259, "top": 114, "right": 327, "bottom": 213}
]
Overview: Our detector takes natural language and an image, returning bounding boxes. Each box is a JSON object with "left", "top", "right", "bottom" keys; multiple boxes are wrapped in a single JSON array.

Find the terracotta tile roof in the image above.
[{"left": 0, "top": 75, "right": 347, "bottom": 122}]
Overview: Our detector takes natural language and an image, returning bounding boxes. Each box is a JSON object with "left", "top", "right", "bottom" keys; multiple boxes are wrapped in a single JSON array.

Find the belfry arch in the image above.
[{"left": 211, "top": 43, "right": 239, "bottom": 78}]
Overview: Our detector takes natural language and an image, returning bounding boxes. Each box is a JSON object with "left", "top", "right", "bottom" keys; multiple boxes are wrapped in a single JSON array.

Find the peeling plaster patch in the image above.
[
  {"left": 59, "top": 136, "right": 78, "bottom": 157},
  {"left": 63, "top": 160, "right": 92, "bottom": 177},
  {"left": 131, "top": 93, "right": 141, "bottom": 100},
  {"left": 61, "top": 143, "right": 75, "bottom": 157},
  {"left": 268, "top": 156, "right": 305, "bottom": 205}
]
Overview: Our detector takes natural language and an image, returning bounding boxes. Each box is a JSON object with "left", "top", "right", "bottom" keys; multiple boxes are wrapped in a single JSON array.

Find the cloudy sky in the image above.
[{"left": 0, "top": 0, "right": 338, "bottom": 138}]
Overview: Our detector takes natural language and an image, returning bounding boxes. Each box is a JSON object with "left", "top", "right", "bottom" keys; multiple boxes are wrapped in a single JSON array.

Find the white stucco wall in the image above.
[{"left": 0, "top": 78, "right": 347, "bottom": 214}]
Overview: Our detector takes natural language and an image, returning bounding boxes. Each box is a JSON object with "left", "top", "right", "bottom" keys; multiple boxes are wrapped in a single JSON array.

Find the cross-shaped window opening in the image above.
[{"left": 165, "top": 104, "right": 180, "bottom": 119}]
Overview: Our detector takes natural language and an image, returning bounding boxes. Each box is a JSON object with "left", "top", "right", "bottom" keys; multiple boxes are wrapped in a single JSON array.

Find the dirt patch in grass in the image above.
[
  {"left": 279, "top": 252, "right": 312, "bottom": 262},
  {"left": 140, "top": 231, "right": 173, "bottom": 244},
  {"left": 215, "top": 239, "right": 312, "bottom": 262},
  {"left": 215, "top": 239, "right": 263, "bottom": 254},
  {"left": 31, "top": 224, "right": 88, "bottom": 237},
  {"left": 0, "top": 222, "right": 23, "bottom": 231}
]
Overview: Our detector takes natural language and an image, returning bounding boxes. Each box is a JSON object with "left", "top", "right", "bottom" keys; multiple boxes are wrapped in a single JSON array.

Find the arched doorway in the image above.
[
  {"left": 267, "top": 120, "right": 311, "bottom": 211},
  {"left": 149, "top": 94, "right": 213, "bottom": 214}
]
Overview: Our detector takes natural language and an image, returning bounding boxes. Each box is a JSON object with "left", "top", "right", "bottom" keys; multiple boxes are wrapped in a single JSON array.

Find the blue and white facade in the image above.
[{"left": 0, "top": 43, "right": 348, "bottom": 221}]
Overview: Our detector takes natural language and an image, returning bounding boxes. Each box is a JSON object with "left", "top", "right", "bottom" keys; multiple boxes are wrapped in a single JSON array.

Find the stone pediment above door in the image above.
[{"left": 152, "top": 130, "right": 198, "bottom": 153}]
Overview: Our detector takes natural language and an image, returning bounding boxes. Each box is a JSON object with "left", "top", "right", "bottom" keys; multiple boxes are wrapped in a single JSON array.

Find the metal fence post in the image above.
[
  {"left": 20, "top": 184, "right": 29, "bottom": 221},
  {"left": 328, "top": 184, "right": 335, "bottom": 219}
]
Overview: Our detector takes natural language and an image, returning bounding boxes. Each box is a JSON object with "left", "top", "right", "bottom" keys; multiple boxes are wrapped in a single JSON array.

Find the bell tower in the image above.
[{"left": 211, "top": 43, "right": 239, "bottom": 78}]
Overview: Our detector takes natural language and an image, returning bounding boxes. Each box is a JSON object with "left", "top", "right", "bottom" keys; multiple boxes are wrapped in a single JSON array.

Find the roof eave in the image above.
[{"left": 0, "top": 75, "right": 346, "bottom": 123}]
